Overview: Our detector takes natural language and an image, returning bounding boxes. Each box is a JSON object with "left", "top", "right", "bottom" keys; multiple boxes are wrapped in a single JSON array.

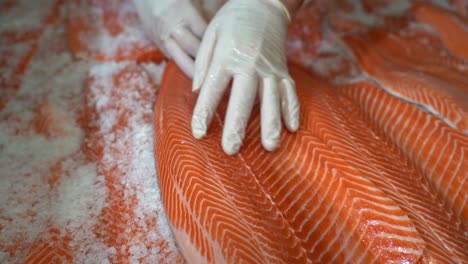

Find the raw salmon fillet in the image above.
[
  {"left": 2, "top": 0, "right": 468, "bottom": 263},
  {"left": 154, "top": 62, "right": 467, "bottom": 263},
  {"left": 153, "top": 2, "right": 467, "bottom": 261},
  {"left": 410, "top": 2, "right": 468, "bottom": 59}
]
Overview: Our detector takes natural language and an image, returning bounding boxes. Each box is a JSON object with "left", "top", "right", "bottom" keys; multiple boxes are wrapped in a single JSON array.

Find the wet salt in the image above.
[{"left": 0, "top": 1, "right": 179, "bottom": 262}]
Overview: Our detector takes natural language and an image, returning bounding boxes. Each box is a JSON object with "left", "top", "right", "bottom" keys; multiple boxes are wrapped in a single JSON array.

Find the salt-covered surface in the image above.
[
  {"left": 0, "top": 0, "right": 57, "bottom": 33},
  {"left": 82, "top": 61, "right": 182, "bottom": 263},
  {"left": 0, "top": 0, "right": 181, "bottom": 263},
  {"left": 66, "top": 0, "right": 164, "bottom": 62}
]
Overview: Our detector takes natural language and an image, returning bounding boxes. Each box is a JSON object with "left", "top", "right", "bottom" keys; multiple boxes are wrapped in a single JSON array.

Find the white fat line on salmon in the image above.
[
  {"left": 335, "top": 206, "right": 417, "bottom": 251},
  {"left": 211, "top": 112, "right": 313, "bottom": 263},
  {"left": 332, "top": 217, "right": 419, "bottom": 263},
  {"left": 367, "top": 220, "right": 421, "bottom": 232},
  {"left": 358, "top": 208, "right": 415, "bottom": 223},
  {"left": 316, "top": 189, "right": 419, "bottom": 262},
  {"left": 198, "top": 117, "right": 308, "bottom": 261},
  {"left": 349, "top": 204, "right": 461, "bottom": 262},
  {"left": 327, "top": 203, "right": 417, "bottom": 246},
  {"left": 381, "top": 247, "right": 425, "bottom": 256},
  {"left": 349, "top": 198, "right": 406, "bottom": 212},
  {"left": 450, "top": 163, "right": 466, "bottom": 216},
  {"left": 395, "top": 109, "right": 426, "bottom": 153},
  {"left": 25, "top": 244, "right": 55, "bottom": 264},
  {"left": 300, "top": 164, "right": 396, "bottom": 231},
  {"left": 424, "top": 126, "right": 454, "bottom": 180},
  {"left": 374, "top": 233, "right": 426, "bottom": 244},
  {"left": 357, "top": 72, "right": 462, "bottom": 132},
  {"left": 172, "top": 228, "right": 223, "bottom": 264},
  {"left": 434, "top": 137, "right": 460, "bottom": 185},
  {"left": 408, "top": 210, "right": 468, "bottom": 253},
  {"left": 168, "top": 156, "right": 228, "bottom": 261},
  {"left": 305, "top": 176, "right": 409, "bottom": 247},
  {"left": 330, "top": 189, "right": 416, "bottom": 262}
]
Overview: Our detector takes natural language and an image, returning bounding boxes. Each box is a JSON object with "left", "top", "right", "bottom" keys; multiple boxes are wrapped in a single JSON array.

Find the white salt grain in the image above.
[
  {"left": 86, "top": 61, "right": 179, "bottom": 262},
  {"left": 2, "top": 0, "right": 179, "bottom": 263},
  {"left": 67, "top": 0, "right": 155, "bottom": 60},
  {"left": 52, "top": 163, "right": 106, "bottom": 228},
  {"left": 0, "top": 0, "right": 55, "bottom": 32}
]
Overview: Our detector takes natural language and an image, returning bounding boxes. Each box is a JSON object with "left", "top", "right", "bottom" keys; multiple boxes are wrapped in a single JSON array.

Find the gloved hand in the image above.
[
  {"left": 133, "top": 0, "right": 208, "bottom": 77},
  {"left": 191, "top": 0, "right": 300, "bottom": 155}
]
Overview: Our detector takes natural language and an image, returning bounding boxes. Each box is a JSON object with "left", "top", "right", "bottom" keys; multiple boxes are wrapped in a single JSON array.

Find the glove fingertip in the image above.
[
  {"left": 262, "top": 118, "right": 282, "bottom": 150},
  {"left": 284, "top": 99, "right": 300, "bottom": 132},
  {"left": 191, "top": 109, "right": 210, "bottom": 139},
  {"left": 192, "top": 129, "right": 205, "bottom": 139},
  {"left": 192, "top": 71, "right": 202, "bottom": 91},
  {"left": 222, "top": 137, "right": 241, "bottom": 156},
  {"left": 287, "top": 113, "right": 300, "bottom": 132},
  {"left": 191, "top": 117, "right": 206, "bottom": 139},
  {"left": 165, "top": 38, "right": 195, "bottom": 77},
  {"left": 280, "top": 78, "right": 300, "bottom": 132},
  {"left": 262, "top": 137, "right": 280, "bottom": 152}
]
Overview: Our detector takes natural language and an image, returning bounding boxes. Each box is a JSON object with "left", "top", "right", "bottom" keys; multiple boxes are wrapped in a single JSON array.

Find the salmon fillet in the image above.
[
  {"left": 2, "top": 0, "right": 467, "bottom": 263},
  {"left": 340, "top": 80, "right": 468, "bottom": 223},
  {"left": 410, "top": 2, "right": 468, "bottom": 59},
  {"left": 154, "top": 62, "right": 467, "bottom": 263},
  {"left": 344, "top": 29, "right": 468, "bottom": 133}
]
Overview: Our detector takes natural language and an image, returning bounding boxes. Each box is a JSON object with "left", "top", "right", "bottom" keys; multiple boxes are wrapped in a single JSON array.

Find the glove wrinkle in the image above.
[
  {"left": 133, "top": 0, "right": 208, "bottom": 77},
  {"left": 192, "top": 0, "right": 300, "bottom": 155}
]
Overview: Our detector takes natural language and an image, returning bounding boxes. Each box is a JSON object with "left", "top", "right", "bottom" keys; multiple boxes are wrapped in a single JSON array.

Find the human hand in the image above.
[
  {"left": 191, "top": 0, "right": 300, "bottom": 155},
  {"left": 134, "top": 0, "right": 208, "bottom": 77}
]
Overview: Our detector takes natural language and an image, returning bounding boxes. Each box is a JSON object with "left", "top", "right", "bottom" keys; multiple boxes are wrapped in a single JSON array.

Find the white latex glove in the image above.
[
  {"left": 133, "top": 0, "right": 208, "bottom": 77},
  {"left": 191, "top": 0, "right": 300, "bottom": 155}
]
